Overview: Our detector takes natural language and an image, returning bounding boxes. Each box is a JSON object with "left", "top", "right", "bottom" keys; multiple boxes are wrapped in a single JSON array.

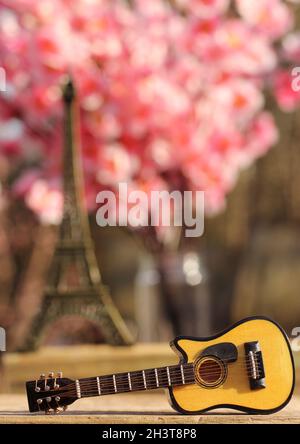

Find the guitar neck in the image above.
[{"left": 75, "top": 363, "right": 195, "bottom": 398}]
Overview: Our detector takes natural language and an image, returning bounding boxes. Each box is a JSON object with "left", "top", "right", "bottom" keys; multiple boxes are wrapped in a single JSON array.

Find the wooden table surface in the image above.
[{"left": 0, "top": 392, "right": 299, "bottom": 424}]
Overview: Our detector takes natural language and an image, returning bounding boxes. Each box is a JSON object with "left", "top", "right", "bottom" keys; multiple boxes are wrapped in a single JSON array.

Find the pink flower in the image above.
[
  {"left": 282, "top": 32, "right": 300, "bottom": 63},
  {"left": 243, "top": 112, "right": 279, "bottom": 161},
  {"left": 96, "top": 143, "right": 139, "bottom": 186},
  {"left": 236, "top": 0, "right": 293, "bottom": 40},
  {"left": 215, "top": 20, "right": 277, "bottom": 75},
  {"left": 273, "top": 69, "right": 300, "bottom": 112},
  {"left": 25, "top": 179, "right": 63, "bottom": 225},
  {"left": 211, "top": 79, "right": 264, "bottom": 123},
  {"left": 183, "top": 0, "right": 230, "bottom": 18},
  {"left": 184, "top": 154, "right": 237, "bottom": 214}
]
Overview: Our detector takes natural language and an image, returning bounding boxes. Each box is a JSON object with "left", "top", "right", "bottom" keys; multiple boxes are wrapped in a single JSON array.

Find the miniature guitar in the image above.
[{"left": 26, "top": 316, "right": 295, "bottom": 414}]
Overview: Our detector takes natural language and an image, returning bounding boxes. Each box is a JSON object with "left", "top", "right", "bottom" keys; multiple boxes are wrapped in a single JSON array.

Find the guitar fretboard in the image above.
[{"left": 76, "top": 363, "right": 195, "bottom": 398}]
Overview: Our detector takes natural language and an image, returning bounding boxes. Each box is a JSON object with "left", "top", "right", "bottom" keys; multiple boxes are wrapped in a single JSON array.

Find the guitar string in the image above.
[
  {"left": 48, "top": 372, "right": 256, "bottom": 400},
  {"left": 42, "top": 359, "right": 262, "bottom": 395},
  {"left": 35, "top": 356, "right": 264, "bottom": 403},
  {"left": 40, "top": 367, "right": 264, "bottom": 400},
  {"left": 53, "top": 364, "right": 262, "bottom": 395},
  {"left": 35, "top": 354, "right": 261, "bottom": 389},
  {"left": 38, "top": 365, "right": 264, "bottom": 401},
  {"left": 73, "top": 367, "right": 261, "bottom": 391},
  {"left": 52, "top": 355, "right": 262, "bottom": 390}
]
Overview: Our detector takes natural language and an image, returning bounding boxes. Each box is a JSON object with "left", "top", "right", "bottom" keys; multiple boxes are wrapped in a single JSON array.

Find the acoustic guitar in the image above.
[{"left": 26, "top": 316, "right": 295, "bottom": 414}]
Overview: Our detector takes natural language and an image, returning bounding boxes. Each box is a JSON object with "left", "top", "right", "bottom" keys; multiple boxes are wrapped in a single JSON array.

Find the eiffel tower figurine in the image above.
[{"left": 21, "top": 78, "right": 134, "bottom": 350}]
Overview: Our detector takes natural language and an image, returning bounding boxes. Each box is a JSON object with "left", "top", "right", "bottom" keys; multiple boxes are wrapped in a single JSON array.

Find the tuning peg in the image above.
[
  {"left": 53, "top": 406, "right": 66, "bottom": 414},
  {"left": 48, "top": 372, "right": 54, "bottom": 378},
  {"left": 54, "top": 372, "right": 60, "bottom": 389}
]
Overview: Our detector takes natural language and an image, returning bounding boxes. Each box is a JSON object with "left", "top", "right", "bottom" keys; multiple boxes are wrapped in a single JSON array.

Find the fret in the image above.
[
  {"left": 128, "top": 373, "right": 132, "bottom": 391},
  {"left": 180, "top": 365, "right": 185, "bottom": 385},
  {"left": 75, "top": 380, "right": 81, "bottom": 398},
  {"left": 166, "top": 367, "right": 171, "bottom": 386},
  {"left": 96, "top": 376, "right": 101, "bottom": 395},
  {"left": 142, "top": 370, "right": 147, "bottom": 389},
  {"left": 155, "top": 369, "right": 159, "bottom": 388},
  {"left": 113, "top": 374, "right": 117, "bottom": 393}
]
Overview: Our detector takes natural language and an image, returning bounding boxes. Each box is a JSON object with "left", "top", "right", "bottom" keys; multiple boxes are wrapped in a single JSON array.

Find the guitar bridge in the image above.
[{"left": 244, "top": 341, "right": 266, "bottom": 390}]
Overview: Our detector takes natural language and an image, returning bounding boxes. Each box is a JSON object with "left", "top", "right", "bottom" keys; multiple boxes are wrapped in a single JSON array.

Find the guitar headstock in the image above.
[{"left": 26, "top": 372, "right": 76, "bottom": 414}]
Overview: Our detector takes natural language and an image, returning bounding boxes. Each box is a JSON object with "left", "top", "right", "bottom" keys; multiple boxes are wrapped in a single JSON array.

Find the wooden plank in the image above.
[{"left": 0, "top": 393, "right": 299, "bottom": 424}]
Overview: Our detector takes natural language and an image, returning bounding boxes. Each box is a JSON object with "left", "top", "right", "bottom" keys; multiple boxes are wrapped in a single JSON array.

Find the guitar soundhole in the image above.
[{"left": 194, "top": 357, "right": 227, "bottom": 388}]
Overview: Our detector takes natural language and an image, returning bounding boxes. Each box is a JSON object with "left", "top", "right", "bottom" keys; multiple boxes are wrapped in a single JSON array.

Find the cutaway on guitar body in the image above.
[{"left": 169, "top": 316, "right": 295, "bottom": 414}]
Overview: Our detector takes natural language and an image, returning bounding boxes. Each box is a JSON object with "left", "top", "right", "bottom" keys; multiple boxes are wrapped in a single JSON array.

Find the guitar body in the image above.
[{"left": 169, "top": 317, "right": 295, "bottom": 414}]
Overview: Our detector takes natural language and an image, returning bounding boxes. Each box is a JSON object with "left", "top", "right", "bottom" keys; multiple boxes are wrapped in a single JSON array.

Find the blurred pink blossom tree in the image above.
[{"left": 0, "top": 0, "right": 300, "bottom": 235}]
